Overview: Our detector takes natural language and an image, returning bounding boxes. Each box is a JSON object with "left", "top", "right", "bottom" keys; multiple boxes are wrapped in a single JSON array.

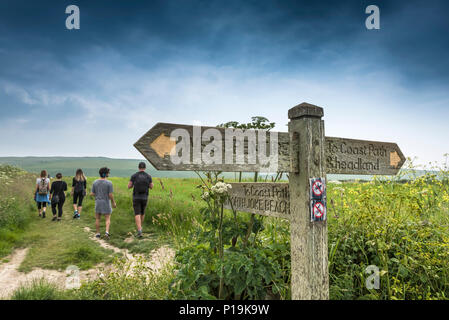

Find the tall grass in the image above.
[
  {"left": 104, "top": 177, "right": 204, "bottom": 249},
  {"left": 75, "top": 257, "right": 175, "bottom": 300},
  {"left": 0, "top": 165, "right": 35, "bottom": 257},
  {"left": 11, "top": 278, "right": 68, "bottom": 300},
  {"left": 327, "top": 164, "right": 449, "bottom": 299},
  {"left": 149, "top": 161, "right": 449, "bottom": 300}
]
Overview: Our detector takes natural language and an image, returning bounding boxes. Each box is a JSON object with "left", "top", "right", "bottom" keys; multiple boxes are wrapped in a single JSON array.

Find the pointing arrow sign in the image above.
[
  {"left": 325, "top": 136, "right": 406, "bottom": 175},
  {"left": 134, "top": 122, "right": 287, "bottom": 172},
  {"left": 134, "top": 123, "right": 406, "bottom": 175}
]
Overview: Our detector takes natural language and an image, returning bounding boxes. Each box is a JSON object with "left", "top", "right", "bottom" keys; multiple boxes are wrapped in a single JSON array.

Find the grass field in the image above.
[
  {"left": 1, "top": 163, "right": 449, "bottom": 300},
  {"left": 0, "top": 165, "right": 203, "bottom": 275},
  {"left": 2, "top": 174, "right": 204, "bottom": 269},
  {"left": 0, "top": 165, "right": 35, "bottom": 258}
]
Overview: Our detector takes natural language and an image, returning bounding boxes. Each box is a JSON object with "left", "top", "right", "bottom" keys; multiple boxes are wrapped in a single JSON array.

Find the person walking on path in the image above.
[
  {"left": 91, "top": 167, "right": 116, "bottom": 239},
  {"left": 49, "top": 173, "right": 67, "bottom": 221},
  {"left": 128, "top": 162, "right": 153, "bottom": 238},
  {"left": 35, "top": 170, "right": 51, "bottom": 218},
  {"left": 71, "top": 169, "right": 87, "bottom": 219}
]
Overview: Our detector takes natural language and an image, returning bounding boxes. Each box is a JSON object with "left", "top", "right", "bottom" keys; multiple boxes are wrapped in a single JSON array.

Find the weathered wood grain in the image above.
[
  {"left": 134, "top": 123, "right": 405, "bottom": 175},
  {"left": 288, "top": 102, "right": 329, "bottom": 300},
  {"left": 325, "top": 136, "right": 405, "bottom": 175},
  {"left": 134, "top": 123, "right": 290, "bottom": 172},
  {"left": 223, "top": 183, "right": 290, "bottom": 220}
]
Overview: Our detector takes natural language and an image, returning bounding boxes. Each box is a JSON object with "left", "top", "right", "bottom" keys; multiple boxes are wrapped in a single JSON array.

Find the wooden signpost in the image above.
[
  {"left": 325, "top": 136, "right": 405, "bottom": 175},
  {"left": 134, "top": 102, "right": 406, "bottom": 300},
  {"left": 134, "top": 124, "right": 405, "bottom": 175},
  {"left": 134, "top": 122, "right": 288, "bottom": 172}
]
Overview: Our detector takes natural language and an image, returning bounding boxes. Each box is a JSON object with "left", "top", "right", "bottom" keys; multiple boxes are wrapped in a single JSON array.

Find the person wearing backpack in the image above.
[
  {"left": 71, "top": 168, "right": 87, "bottom": 219},
  {"left": 49, "top": 173, "right": 67, "bottom": 221},
  {"left": 35, "top": 170, "right": 51, "bottom": 218},
  {"left": 128, "top": 162, "right": 153, "bottom": 238}
]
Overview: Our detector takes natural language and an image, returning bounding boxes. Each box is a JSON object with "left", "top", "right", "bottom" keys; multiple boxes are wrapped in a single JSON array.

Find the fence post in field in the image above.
[{"left": 288, "top": 102, "right": 329, "bottom": 300}]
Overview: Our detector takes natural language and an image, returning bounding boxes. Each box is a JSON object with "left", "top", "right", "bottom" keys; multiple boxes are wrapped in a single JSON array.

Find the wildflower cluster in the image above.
[
  {"left": 211, "top": 182, "right": 232, "bottom": 195},
  {"left": 201, "top": 191, "right": 210, "bottom": 200},
  {"left": 198, "top": 181, "right": 232, "bottom": 204}
]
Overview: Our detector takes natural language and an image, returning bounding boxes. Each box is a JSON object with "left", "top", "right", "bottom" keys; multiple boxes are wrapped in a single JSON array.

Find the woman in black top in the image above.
[
  {"left": 71, "top": 168, "right": 87, "bottom": 219},
  {"left": 49, "top": 173, "right": 67, "bottom": 221}
]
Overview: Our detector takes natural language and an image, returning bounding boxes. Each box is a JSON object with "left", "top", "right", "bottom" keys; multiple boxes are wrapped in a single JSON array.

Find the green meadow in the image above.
[{"left": 0, "top": 162, "right": 449, "bottom": 300}]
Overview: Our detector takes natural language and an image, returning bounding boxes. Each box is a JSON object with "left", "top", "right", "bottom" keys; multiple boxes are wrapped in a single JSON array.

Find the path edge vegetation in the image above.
[{"left": 1, "top": 152, "right": 449, "bottom": 300}]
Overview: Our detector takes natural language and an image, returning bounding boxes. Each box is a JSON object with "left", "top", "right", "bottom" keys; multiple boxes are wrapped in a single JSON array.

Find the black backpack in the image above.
[
  {"left": 134, "top": 172, "right": 149, "bottom": 194},
  {"left": 74, "top": 179, "right": 85, "bottom": 193}
]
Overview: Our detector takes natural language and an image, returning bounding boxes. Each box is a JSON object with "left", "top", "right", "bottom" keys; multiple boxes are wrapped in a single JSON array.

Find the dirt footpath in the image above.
[
  {"left": 84, "top": 226, "right": 175, "bottom": 272},
  {"left": 0, "top": 234, "right": 175, "bottom": 299},
  {"left": 0, "top": 248, "right": 99, "bottom": 299}
]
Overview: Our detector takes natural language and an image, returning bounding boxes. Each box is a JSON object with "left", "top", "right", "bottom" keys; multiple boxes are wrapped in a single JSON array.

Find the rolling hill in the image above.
[
  {"left": 0, "top": 157, "right": 185, "bottom": 178},
  {"left": 0, "top": 156, "right": 433, "bottom": 181},
  {"left": 0, "top": 157, "right": 264, "bottom": 179}
]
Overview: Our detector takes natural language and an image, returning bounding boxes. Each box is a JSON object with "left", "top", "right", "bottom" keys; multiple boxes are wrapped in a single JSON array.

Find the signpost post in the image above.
[
  {"left": 288, "top": 103, "right": 328, "bottom": 299},
  {"left": 134, "top": 102, "right": 406, "bottom": 300}
]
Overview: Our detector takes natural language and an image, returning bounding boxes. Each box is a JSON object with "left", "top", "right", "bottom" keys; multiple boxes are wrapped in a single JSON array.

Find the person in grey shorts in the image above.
[{"left": 90, "top": 167, "right": 116, "bottom": 239}]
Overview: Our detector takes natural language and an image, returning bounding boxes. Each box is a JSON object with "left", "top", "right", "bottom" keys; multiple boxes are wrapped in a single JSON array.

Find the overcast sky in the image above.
[{"left": 0, "top": 0, "right": 448, "bottom": 166}]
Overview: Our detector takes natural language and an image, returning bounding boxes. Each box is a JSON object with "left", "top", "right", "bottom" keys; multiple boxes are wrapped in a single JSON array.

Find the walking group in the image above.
[{"left": 34, "top": 162, "right": 153, "bottom": 239}]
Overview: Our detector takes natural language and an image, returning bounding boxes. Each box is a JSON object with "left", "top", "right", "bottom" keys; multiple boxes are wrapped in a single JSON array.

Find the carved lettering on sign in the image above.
[
  {"left": 224, "top": 183, "right": 290, "bottom": 219},
  {"left": 325, "top": 137, "right": 405, "bottom": 175}
]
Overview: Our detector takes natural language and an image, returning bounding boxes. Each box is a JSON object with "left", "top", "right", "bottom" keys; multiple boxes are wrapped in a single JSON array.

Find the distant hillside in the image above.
[
  {"left": 0, "top": 156, "right": 437, "bottom": 180},
  {"left": 0, "top": 157, "right": 188, "bottom": 178},
  {"left": 0, "top": 157, "right": 262, "bottom": 179}
]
